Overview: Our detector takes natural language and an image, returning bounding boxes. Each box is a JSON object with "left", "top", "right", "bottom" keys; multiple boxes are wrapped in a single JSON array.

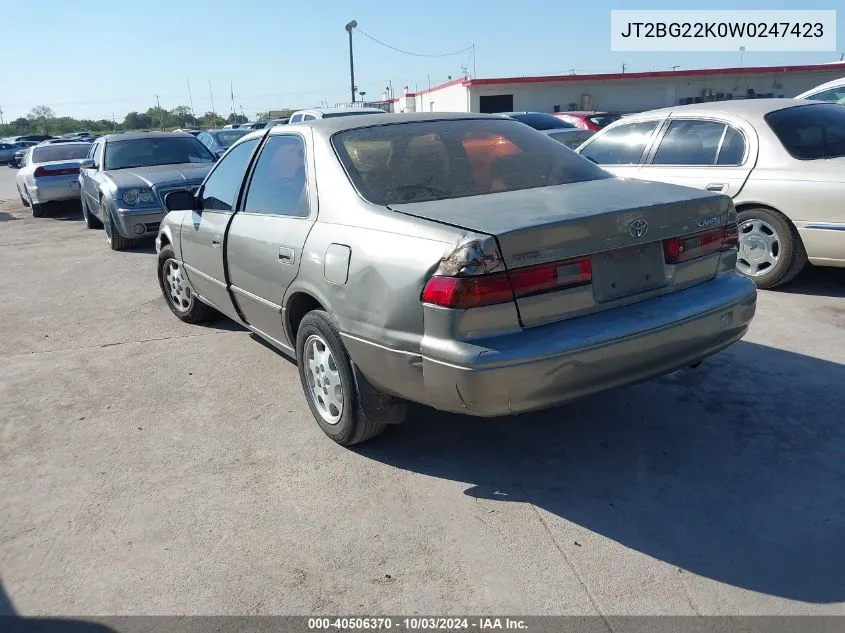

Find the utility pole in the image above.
[
  {"left": 155, "top": 94, "right": 163, "bottom": 130},
  {"left": 345, "top": 20, "right": 358, "bottom": 103},
  {"left": 622, "top": 63, "right": 628, "bottom": 73},
  {"left": 0, "top": 104, "right": 4, "bottom": 126},
  {"left": 209, "top": 79, "right": 216, "bottom": 116},
  {"left": 472, "top": 44, "right": 476, "bottom": 78},
  {"left": 230, "top": 81, "right": 236, "bottom": 116},
  {"left": 187, "top": 77, "right": 195, "bottom": 118}
]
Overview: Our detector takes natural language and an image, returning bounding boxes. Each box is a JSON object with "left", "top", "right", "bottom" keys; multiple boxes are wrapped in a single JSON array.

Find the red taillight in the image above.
[
  {"left": 421, "top": 273, "right": 514, "bottom": 309},
  {"left": 33, "top": 166, "right": 80, "bottom": 178},
  {"left": 421, "top": 256, "right": 592, "bottom": 309},
  {"left": 663, "top": 224, "right": 739, "bottom": 264},
  {"left": 509, "top": 257, "right": 592, "bottom": 298}
]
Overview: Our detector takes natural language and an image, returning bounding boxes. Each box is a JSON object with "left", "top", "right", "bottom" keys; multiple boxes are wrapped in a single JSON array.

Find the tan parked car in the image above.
[
  {"left": 156, "top": 113, "right": 756, "bottom": 445},
  {"left": 576, "top": 99, "right": 845, "bottom": 288}
]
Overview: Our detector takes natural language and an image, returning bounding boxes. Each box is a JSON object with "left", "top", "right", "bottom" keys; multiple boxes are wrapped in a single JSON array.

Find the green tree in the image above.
[
  {"left": 123, "top": 111, "right": 153, "bottom": 130},
  {"left": 198, "top": 111, "right": 226, "bottom": 128},
  {"left": 226, "top": 112, "right": 247, "bottom": 124},
  {"left": 27, "top": 105, "right": 56, "bottom": 134}
]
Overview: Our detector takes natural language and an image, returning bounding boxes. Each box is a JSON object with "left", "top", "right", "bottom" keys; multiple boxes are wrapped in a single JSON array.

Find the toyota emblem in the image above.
[{"left": 628, "top": 218, "right": 649, "bottom": 238}]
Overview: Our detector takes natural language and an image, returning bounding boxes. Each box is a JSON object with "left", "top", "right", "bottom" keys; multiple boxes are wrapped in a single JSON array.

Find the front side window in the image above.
[
  {"left": 652, "top": 120, "right": 726, "bottom": 165},
  {"left": 200, "top": 138, "right": 258, "bottom": 211},
  {"left": 766, "top": 103, "right": 845, "bottom": 160},
  {"left": 243, "top": 135, "right": 309, "bottom": 217},
  {"left": 332, "top": 118, "right": 610, "bottom": 205},
  {"left": 579, "top": 121, "right": 659, "bottom": 165},
  {"left": 103, "top": 136, "right": 215, "bottom": 170},
  {"left": 289, "top": 114, "right": 303, "bottom": 123}
]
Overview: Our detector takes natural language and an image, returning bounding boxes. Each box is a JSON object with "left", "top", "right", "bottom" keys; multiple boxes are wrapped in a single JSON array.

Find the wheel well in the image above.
[
  {"left": 159, "top": 233, "right": 170, "bottom": 247},
  {"left": 734, "top": 202, "right": 803, "bottom": 238},
  {"left": 286, "top": 292, "right": 325, "bottom": 343}
]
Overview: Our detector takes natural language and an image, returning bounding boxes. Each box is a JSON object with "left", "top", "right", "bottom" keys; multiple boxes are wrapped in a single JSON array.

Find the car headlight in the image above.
[{"left": 122, "top": 188, "right": 155, "bottom": 206}]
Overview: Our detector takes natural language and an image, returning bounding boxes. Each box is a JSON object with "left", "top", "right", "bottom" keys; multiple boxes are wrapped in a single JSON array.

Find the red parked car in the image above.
[{"left": 553, "top": 111, "right": 621, "bottom": 131}]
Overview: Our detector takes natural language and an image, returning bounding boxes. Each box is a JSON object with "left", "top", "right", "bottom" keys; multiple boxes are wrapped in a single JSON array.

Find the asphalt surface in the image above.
[{"left": 1, "top": 165, "right": 844, "bottom": 616}]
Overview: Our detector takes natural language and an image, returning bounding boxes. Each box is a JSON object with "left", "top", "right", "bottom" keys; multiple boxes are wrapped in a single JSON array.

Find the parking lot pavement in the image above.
[{"left": 1, "top": 164, "right": 844, "bottom": 617}]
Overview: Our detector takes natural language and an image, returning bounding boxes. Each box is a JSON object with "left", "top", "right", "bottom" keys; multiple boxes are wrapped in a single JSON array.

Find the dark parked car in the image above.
[{"left": 501, "top": 111, "right": 595, "bottom": 149}]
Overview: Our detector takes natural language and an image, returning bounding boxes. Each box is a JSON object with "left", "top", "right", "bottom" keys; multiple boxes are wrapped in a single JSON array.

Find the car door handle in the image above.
[
  {"left": 211, "top": 235, "right": 221, "bottom": 247},
  {"left": 278, "top": 247, "right": 295, "bottom": 264},
  {"left": 705, "top": 183, "right": 727, "bottom": 192}
]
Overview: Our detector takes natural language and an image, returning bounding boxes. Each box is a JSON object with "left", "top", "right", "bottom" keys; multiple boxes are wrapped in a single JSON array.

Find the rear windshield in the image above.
[
  {"left": 332, "top": 118, "right": 610, "bottom": 205},
  {"left": 104, "top": 136, "right": 215, "bottom": 170},
  {"left": 765, "top": 103, "right": 845, "bottom": 160},
  {"left": 588, "top": 114, "right": 621, "bottom": 129},
  {"left": 31, "top": 144, "right": 91, "bottom": 163},
  {"left": 509, "top": 113, "right": 575, "bottom": 130},
  {"left": 213, "top": 130, "right": 250, "bottom": 148}
]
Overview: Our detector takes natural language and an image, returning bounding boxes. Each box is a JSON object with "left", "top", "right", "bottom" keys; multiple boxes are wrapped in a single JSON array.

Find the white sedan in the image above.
[{"left": 15, "top": 141, "right": 92, "bottom": 217}]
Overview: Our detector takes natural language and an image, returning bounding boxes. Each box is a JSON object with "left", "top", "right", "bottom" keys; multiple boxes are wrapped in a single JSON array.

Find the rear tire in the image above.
[
  {"left": 81, "top": 196, "right": 102, "bottom": 229},
  {"left": 296, "top": 310, "right": 387, "bottom": 446},
  {"left": 735, "top": 207, "right": 806, "bottom": 289},
  {"left": 102, "top": 199, "right": 134, "bottom": 251},
  {"left": 31, "top": 203, "right": 47, "bottom": 218},
  {"left": 157, "top": 245, "right": 214, "bottom": 323},
  {"left": 18, "top": 186, "right": 30, "bottom": 207}
]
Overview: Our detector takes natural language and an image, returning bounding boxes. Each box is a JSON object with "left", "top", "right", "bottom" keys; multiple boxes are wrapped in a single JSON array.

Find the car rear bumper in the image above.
[
  {"left": 29, "top": 176, "right": 81, "bottom": 203},
  {"left": 113, "top": 208, "right": 166, "bottom": 238},
  {"left": 418, "top": 273, "right": 756, "bottom": 416}
]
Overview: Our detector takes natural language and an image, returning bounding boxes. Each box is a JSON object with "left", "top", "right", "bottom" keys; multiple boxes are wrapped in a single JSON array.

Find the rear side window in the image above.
[
  {"left": 579, "top": 121, "right": 659, "bottom": 165},
  {"left": 201, "top": 139, "right": 258, "bottom": 211},
  {"left": 332, "top": 118, "right": 610, "bottom": 205},
  {"left": 652, "top": 120, "right": 726, "bottom": 165},
  {"left": 805, "top": 86, "right": 845, "bottom": 104},
  {"left": 243, "top": 135, "right": 309, "bottom": 217},
  {"left": 766, "top": 103, "right": 845, "bottom": 160},
  {"left": 510, "top": 113, "right": 575, "bottom": 130},
  {"left": 717, "top": 127, "right": 746, "bottom": 165}
]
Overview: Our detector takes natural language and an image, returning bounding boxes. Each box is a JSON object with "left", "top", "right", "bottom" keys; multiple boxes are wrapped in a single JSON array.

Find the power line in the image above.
[{"left": 354, "top": 27, "right": 472, "bottom": 58}]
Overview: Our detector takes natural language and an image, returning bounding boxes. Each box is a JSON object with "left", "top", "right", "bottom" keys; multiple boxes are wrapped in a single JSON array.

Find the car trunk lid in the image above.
[{"left": 393, "top": 178, "right": 734, "bottom": 327}]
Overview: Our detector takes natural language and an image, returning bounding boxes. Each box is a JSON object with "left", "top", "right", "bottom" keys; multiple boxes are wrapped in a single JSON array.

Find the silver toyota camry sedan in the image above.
[{"left": 156, "top": 113, "right": 756, "bottom": 445}]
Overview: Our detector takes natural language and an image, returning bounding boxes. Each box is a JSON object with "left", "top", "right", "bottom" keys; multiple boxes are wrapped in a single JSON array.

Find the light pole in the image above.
[{"left": 345, "top": 20, "right": 357, "bottom": 103}]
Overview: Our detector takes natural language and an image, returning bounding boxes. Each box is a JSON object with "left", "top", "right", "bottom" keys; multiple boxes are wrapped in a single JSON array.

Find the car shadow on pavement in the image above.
[
  {"left": 0, "top": 210, "right": 19, "bottom": 222},
  {"left": 354, "top": 340, "right": 845, "bottom": 603},
  {"left": 779, "top": 266, "right": 845, "bottom": 299}
]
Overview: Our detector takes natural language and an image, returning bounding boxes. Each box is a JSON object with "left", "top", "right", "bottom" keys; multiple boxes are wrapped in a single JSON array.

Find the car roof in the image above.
[
  {"left": 618, "top": 98, "right": 821, "bottom": 121},
  {"left": 280, "top": 111, "right": 503, "bottom": 134},
  {"left": 558, "top": 111, "right": 618, "bottom": 116},
  {"left": 102, "top": 130, "right": 194, "bottom": 141}
]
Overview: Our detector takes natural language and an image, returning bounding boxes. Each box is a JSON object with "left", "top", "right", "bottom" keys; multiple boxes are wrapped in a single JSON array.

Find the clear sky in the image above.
[{"left": 1, "top": 0, "right": 842, "bottom": 122}]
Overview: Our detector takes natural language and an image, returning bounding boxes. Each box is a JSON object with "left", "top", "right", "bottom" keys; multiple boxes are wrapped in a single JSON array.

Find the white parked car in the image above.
[
  {"left": 15, "top": 141, "right": 92, "bottom": 217},
  {"left": 287, "top": 107, "right": 385, "bottom": 123},
  {"left": 576, "top": 99, "right": 845, "bottom": 288},
  {"left": 795, "top": 77, "right": 845, "bottom": 104}
]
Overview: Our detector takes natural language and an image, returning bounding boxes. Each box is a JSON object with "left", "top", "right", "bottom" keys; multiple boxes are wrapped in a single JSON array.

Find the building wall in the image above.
[
  {"left": 412, "top": 83, "right": 469, "bottom": 113},
  {"left": 463, "top": 68, "right": 845, "bottom": 114}
]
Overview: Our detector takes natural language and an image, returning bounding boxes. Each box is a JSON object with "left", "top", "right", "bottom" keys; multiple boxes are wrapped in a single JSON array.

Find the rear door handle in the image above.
[
  {"left": 705, "top": 183, "right": 727, "bottom": 192},
  {"left": 278, "top": 247, "right": 295, "bottom": 264},
  {"left": 211, "top": 234, "right": 221, "bottom": 247}
]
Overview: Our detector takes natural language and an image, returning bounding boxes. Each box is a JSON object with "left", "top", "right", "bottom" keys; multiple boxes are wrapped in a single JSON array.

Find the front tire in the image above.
[
  {"left": 81, "top": 196, "right": 102, "bottom": 229},
  {"left": 296, "top": 310, "right": 387, "bottom": 446},
  {"left": 157, "top": 245, "right": 214, "bottom": 323},
  {"left": 736, "top": 207, "right": 806, "bottom": 289},
  {"left": 102, "top": 199, "right": 134, "bottom": 251}
]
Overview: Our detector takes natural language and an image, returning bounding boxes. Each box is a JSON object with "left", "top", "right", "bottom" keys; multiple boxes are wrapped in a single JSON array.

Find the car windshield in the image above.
[
  {"left": 213, "top": 130, "right": 250, "bottom": 148},
  {"left": 31, "top": 144, "right": 91, "bottom": 163},
  {"left": 104, "top": 136, "right": 215, "bottom": 170},
  {"left": 588, "top": 114, "right": 621, "bottom": 129},
  {"left": 765, "top": 103, "right": 845, "bottom": 160},
  {"left": 332, "top": 118, "right": 610, "bottom": 206},
  {"left": 508, "top": 113, "right": 576, "bottom": 130}
]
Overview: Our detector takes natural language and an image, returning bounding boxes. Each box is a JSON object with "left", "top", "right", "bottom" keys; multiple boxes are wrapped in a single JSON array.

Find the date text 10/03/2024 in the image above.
[{"left": 307, "top": 617, "right": 529, "bottom": 630}]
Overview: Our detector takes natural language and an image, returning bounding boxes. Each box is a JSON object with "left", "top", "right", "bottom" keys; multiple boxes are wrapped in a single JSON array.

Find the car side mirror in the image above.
[
  {"left": 165, "top": 189, "right": 198, "bottom": 212},
  {"left": 80, "top": 158, "right": 96, "bottom": 170}
]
